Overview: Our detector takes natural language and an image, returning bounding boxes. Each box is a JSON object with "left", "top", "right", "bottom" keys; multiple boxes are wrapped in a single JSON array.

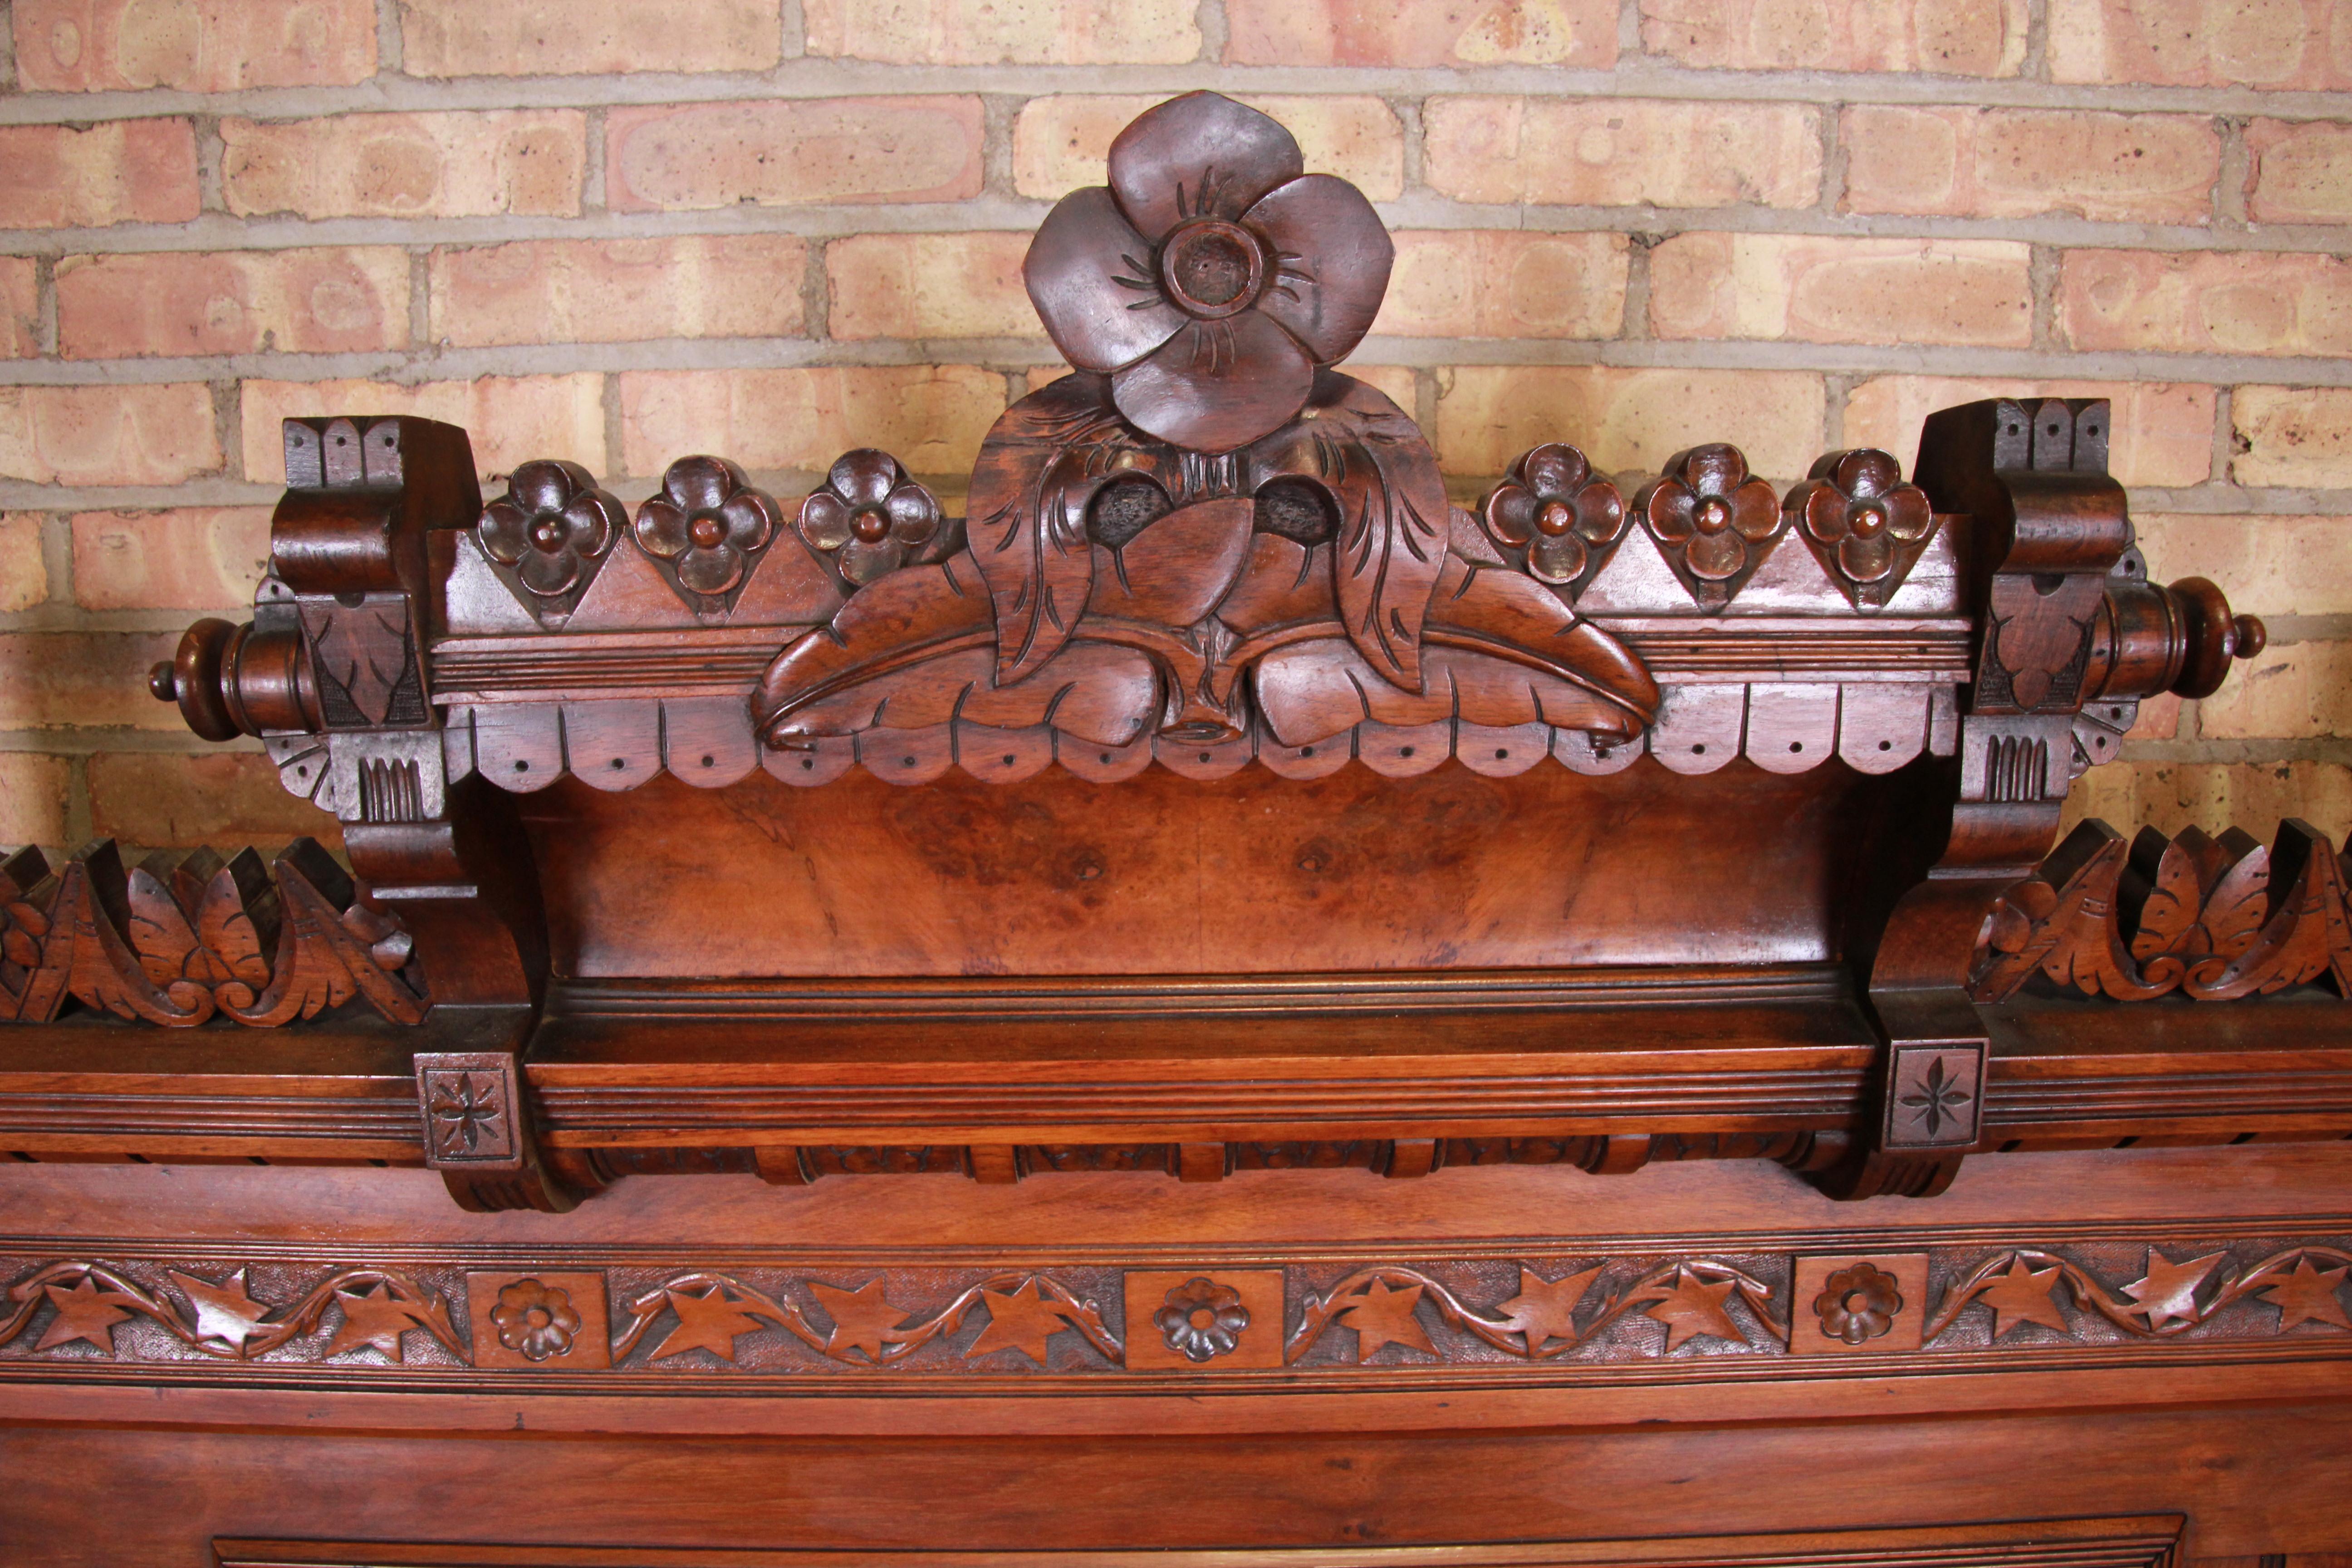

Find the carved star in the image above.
[
  {"left": 2258, "top": 1256, "right": 2352, "bottom": 1333},
  {"left": 2120, "top": 1250, "right": 2225, "bottom": 1330},
  {"left": 1975, "top": 1257, "right": 2071, "bottom": 1339},
  {"left": 1335, "top": 1279, "right": 1436, "bottom": 1363},
  {"left": 36, "top": 1276, "right": 136, "bottom": 1354},
  {"left": 324, "top": 1284, "right": 430, "bottom": 1363},
  {"left": 808, "top": 1278, "right": 907, "bottom": 1362},
  {"left": 1643, "top": 1269, "right": 1744, "bottom": 1352},
  {"left": 651, "top": 1285, "right": 770, "bottom": 1363},
  {"left": 167, "top": 1267, "right": 273, "bottom": 1353},
  {"left": 1492, "top": 1265, "right": 1603, "bottom": 1354},
  {"left": 965, "top": 1280, "right": 1074, "bottom": 1367}
]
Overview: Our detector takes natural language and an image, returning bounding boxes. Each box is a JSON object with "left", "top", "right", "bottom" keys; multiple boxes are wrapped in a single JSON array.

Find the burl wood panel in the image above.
[{"left": 527, "top": 760, "right": 1900, "bottom": 979}]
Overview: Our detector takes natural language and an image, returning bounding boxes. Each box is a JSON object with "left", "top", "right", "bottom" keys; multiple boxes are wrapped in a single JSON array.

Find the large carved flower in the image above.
[
  {"left": 1638, "top": 443, "right": 1782, "bottom": 587},
  {"left": 1812, "top": 1263, "right": 1903, "bottom": 1346},
  {"left": 1480, "top": 443, "right": 1627, "bottom": 587},
  {"left": 634, "top": 455, "right": 780, "bottom": 597},
  {"left": 1023, "top": 92, "right": 1394, "bottom": 455},
  {"left": 798, "top": 449, "right": 941, "bottom": 588},
  {"left": 1153, "top": 1276, "right": 1249, "bottom": 1362},
  {"left": 477, "top": 460, "right": 625, "bottom": 598},
  {"left": 490, "top": 1278, "right": 581, "bottom": 1362},
  {"left": 1788, "top": 448, "right": 1936, "bottom": 596}
]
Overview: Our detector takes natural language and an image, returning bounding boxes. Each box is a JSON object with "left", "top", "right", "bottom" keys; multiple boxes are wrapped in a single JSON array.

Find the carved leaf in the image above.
[
  {"left": 1640, "top": 1269, "right": 1745, "bottom": 1351},
  {"left": 1086, "top": 497, "right": 1255, "bottom": 627},
  {"left": 2130, "top": 826, "right": 2207, "bottom": 965},
  {"left": 124, "top": 862, "right": 201, "bottom": 989},
  {"left": 195, "top": 859, "right": 276, "bottom": 995},
  {"left": 1315, "top": 377, "right": 1447, "bottom": 690},
  {"left": 755, "top": 554, "right": 998, "bottom": 743},
  {"left": 1421, "top": 556, "right": 1659, "bottom": 732}
]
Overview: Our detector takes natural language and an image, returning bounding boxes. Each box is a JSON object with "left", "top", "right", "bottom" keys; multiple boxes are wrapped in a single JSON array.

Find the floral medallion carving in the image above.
[
  {"left": 1153, "top": 1276, "right": 1250, "bottom": 1362},
  {"left": 490, "top": 1278, "right": 581, "bottom": 1362},
  {"left": 796, "top": 449, "right": 946, "bottom": 589},
  {"left": 1785, "top": 448, "right": 1939, "bottom": 610},
  {"left": 1635, "top": 443, "right": 1788, "bottom": 607},
  {"left": 475, "top": 459, "right": 627, "bottom": 626},
  {"left": 1480, "top": 442, "right": 1629, "bottom": 593},
  {"left": 634, "top": 455, "right": 783, "bottom": 621},
  {"left": 1813, "top": 1262, "right": 1904, "bottom": 1345}
]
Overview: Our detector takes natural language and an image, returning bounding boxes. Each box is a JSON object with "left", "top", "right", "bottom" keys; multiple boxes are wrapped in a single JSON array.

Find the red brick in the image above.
[
  {"left": 221, "top": 112, "right": 586, "bottom": 220},
  {"left": 240, "top": 376, "right": 605, "bottom": 484},
  {"left": 0, "top": 384, "right": 221, "bottom": 487},
  {"left": 401, "top": 0, "right": 780, "bottom": 76},
  {"left": 2050, "top": 0, "right": 2352, "bottom": 89},
  {"left": 2247, "top": 119, "right": 2352, "bottom": 223},
  {"left": 1435, "top": 366, "right": 1827, "bottom": 484},
  {"left": 2233, "top": 386, "right": 2352, "bottom": 488},
  {"left": 13, "top": 0, "right": 376, "bottom": 91},
  {"left": 2199, "top": 639, "right": 2352, "bottom": 739},
  {"left": 0, "top": 753, "right": 71, "bottom": 850},
  {"left": 70, "top": 508, "right": 273, "bottom": 612},
  {"left": 1423, "top": 98, "right": 1822, "bottom": 209},
  {"left": 1373, "top": 231, "right": 1628, "bottom": 340},
  {"left": 618, "top": 367, "right": 1005, "bottom": 480},
  {"left": 430, "top": 236, "right": 806, "bottom": 348},
  {"left": 1014, "top": 96, "right": 1405, "bottom": 201},
  {"left": 1645, "top": 0, "right": 2026, "bottom": 73},
  {"left": 2137, "top": 514, "right": 2352, "bottom": 615},
  {"left": 0, "top": 259, "right": 36, "bottom": 359},
  {"left": 606, "top": 98, "right": 983, "bottom": 213},
  {"left": 807, "top": 0, "right": 1198, "bottom": 62},
  {"left": 0, "top": 513, "right": 49, "bottom": 613},
  {"left": 1843, "top": 377, "right": 2214, "bottom": 488},
  {"left": 0, "top": 120, "right": 200, "bottom": 230},
  {"left": 826, "top": 233, "right": 1034, "bottom": 341},
  {"left": 1650, "top": 235, "right": 2033, "bottom": 348},
  {"left": 57, "top": 247, "right": 411, "bottom": 360},
  {"left": 2060, "top": 250, "right": 2352, "bottom": 356},
  {"left": 0, "top": 631, "right": 181, "bottom": 730},
  {"left": 1841, "top": 105, "right": 2219, "bottom": 223},
  {"left": 88, "top": 751, "right": 342, "bottom": 850},
  {"left": 1225, "top": 0, "right": 1617, "bottom": 66},
  {"left": 2065, "top": 760, "right": 2352, "bottom": 843}
]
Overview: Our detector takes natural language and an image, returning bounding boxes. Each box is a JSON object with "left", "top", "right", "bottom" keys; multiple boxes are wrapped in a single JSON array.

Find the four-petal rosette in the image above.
[
  {"left": 798, "top": 450, "right": 946, "bottom": 590},
  {"left": 1635, "top": 443, "right": 1789, "bottom": 606},
  {"left": 1480, "top": 443, "right": 1629, "bottom": 593},
  {"left": 1024, "top": 92, "right": 1394, "bottom": 455},
  {"left": 634, "top": 455, "right": 784, "bottom": 619},
  {"left": 475, "top": 460, "right": 627, "bottom": 626},
  {"left": 1785, "top": 448, "right": 1940, "bottom": 609}
]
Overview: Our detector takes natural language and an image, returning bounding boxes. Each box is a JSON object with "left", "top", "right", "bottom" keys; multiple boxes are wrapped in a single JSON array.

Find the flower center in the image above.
[
  {"left": 1189, "top": 1307, "right": 1218, "bottom": 1331},
  {"left": 852, "top": 507, "right": 893, "bottom": 544},
  {"left": 525, "top": 1307, "right": 551, "bottom": 1329},
  {"left": 529, "top": 519, "right": 565, "bottom": 553},
  {"left": 1843, "top": 1290, "right": 1874, "bottom": 1314},
  {"left": 1694, "top": 496, "right": 1732, "bottom": 534},
  {"left": 1536, "top": 499, "right": 1577, "bottom": 537},
  {"left": 1158, "top": 217, "right": 1265, "bottom": 319},
  {"left": 1850, "top": 500, "right": 1887, "bottom": 538},
  {"left": 689, "top": 514, "right": 727, "bottom": 550}
]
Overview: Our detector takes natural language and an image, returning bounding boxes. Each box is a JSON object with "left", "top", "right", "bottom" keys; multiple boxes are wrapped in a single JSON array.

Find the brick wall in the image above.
[{"left": 1, "top": 0, "right": 2348, "bottom": 856}]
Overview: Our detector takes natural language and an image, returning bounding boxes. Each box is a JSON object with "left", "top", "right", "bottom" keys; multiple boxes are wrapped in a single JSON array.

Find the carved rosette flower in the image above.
[
  {"left": 1023, "top": 91, "right": 1394, "bottom": 455},
  {"left": 1480, "top": 443, "right": 1627, "bottom": 591},
  {"left": 475, "top": 460, "right": 626, "bottom": 623},
  {"left": 798, "top": 450, "right": 942, "bottom": 589},
  {"left": 1635, "top": 443, "right": 1787, "bottom": 607},
  {"left": 634, "top": 455, "right": 781, "bottom": 613},
  {"left": 490, "top": 1278, "right": 581, "bottom": 1362},
  {"left": 1812, "top": 1263, "right": 1904, "bottom": 1346},
  {"left": 1786, "top": 448, "right": 1938, "bottom": 609},
  {"left": 1153, "top": 1276, "right": 1249, "bottom": 1362}
]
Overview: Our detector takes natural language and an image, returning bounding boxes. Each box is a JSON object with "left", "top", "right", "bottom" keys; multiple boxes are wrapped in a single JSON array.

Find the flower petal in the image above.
[
  {"left": 839, "top": 538, "right": 905, "bottom": 586},
  {"left": 518, "top": 545, "right": 582, "bottom": 597},
  {"left": 1728, "top": 477, "right": 1781, "bottom": 541},
  {"left": 510, "top": 459, "right": 579, "bottom": 514},
  {"left": 719, "top": 490, "right": 778, "bottom": 550},
  {"left": 1645, "top": 477, "right": 1698, "bottom": 542},
  {"left": 1483, "top": 483, "right": 1538, "bottom": 547},
  {"left": 1529, "top": 530, "right": 1589, "bottom": 585},
  {"left": 559, "top": 495, "right": 615, "bottom": 557},
  {"left": 635, "top": 498, "right": 692, "bottom": 559},
  {"left": 1687, "top": 529, "right": 1746, "bottom": 581},
  {"left": 1835, "top": 447, "right": 1903, "bottom": 500},
  {"left": 1841, "top": 531, "right": 1895, "bottom": 583},
  {"left": 1572, "top": 481, "right": 1625, "bottom": 544},
  {"left": 1246, "top": 173, "right": 1392, "bottom": 365},
  {"left": 678, "top": 542, "right": 744, "bottom": 596},
  {"left": 1518, "top": 442, "right": 1589, "bottom": 500},
  {"left": 1112, "top": 310, "right": 1315, "bottom": 454},
  {"left": 1108, "top": 91, "right": 1303, "bottom": 242},
  {"left": 885, "top": 482, "right": 939, "bottom": 543},
  {"left": 1802, "top": 483, "right": 1851, "bottom": 542},
  {"left": 664, "top": 454, "right": 740, "bottom": 513},
  {"left": 477, "top": 499, "right": 533, "bottom": 564},
  {"left": 1882, "top": 483, "right": 1935, "bottom": 542},
  {"left": 1680, "top": 443, "right": 1748, "bottom": 497},
  {"left": 799, "top": 491, "right": 853, "bottom": 551},
  {"left": 828, "top": 450, "right": 899, "bottom": 508},
  {"left": 1025, "top": 186, "right": 1189, "bottom": 374}
]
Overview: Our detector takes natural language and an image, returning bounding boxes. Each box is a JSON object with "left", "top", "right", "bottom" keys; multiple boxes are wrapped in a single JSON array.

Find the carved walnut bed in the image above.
[{"left": 4, "top": 94, "right": 2347, "bottom": 1564}]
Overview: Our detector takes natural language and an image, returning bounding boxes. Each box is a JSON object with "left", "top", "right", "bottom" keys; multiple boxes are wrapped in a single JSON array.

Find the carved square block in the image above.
[
  {"left": 1885, "top": 1042, "right": 1984, "bottom": 1150},
  {"left": 465, "top": 1271, "right": 612, "bottom": 1370},
  {"left": 1788, "top": 1254, "right": 1930, "bottom": 1355},
  {"left": 415, "top": 1052, "right": 522, "bottom": 1170},
  {"left": 1123, "top": 1269, "right": 1285, "bottom": 1371}
]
